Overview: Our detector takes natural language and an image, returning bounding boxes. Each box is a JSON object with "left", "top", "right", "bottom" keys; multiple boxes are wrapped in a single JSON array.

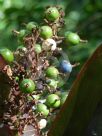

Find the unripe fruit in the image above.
[
  {"left": 59, "top": 60, "right": 72, "bottom": 73},
  {"left": 0, "top": 48, "right": 14, "bottom": 63},
  {"left": 36, "top": 103, "right": 49, "bottom": 116},
  {"left": 26, "top": 22, "right": 37, "bottom": 31},
  {"left": 20, "top": 79, "right": 35, "bottom": 93},
  {"left": 40, "top": 26, "right": 53, "bottom": 39},
  {"left": 46, "top": 66, "right": 59, "bottom": 79},
  {"left": 34, "top": 44, "right": 42, "bottom": 54},
  {"left": 46, "top": 79, "right": 58, "bottom": 89},
  {"left": 65, "top": 31, "right": 80, "bottom": 45},
  {"left": 45, "top": 7, "right": 60, "bottom": 21},
  {"left": 18, "top": 29, "right": 26, "bottom": 38},
  {"left": 46, "top": 94, "right": 60, "bottom": 108}
]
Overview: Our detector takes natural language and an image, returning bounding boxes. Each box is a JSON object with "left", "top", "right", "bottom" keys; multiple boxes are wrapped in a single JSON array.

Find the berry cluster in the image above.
[{"left": 0, "top": 6, "right": 86, "bottom": 136}]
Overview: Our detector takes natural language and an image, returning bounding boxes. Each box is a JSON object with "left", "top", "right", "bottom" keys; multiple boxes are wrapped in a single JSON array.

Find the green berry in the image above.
[
  {"left": 0, "top": 48, "right": 14, "bottom": 63},
  {"left": 20, "top": 79, "right": 35, "bottom": 93},
  {"left": 65, "top": 31, "right": 80, "bottom": 45},
  {"left": 60, "top": 92, "right": 68, "bottom": 106},
  {"left": 26, "top": 22, "right": 37, "bottom": 31},
  {"left": 46, "top": 94, "right": 60, "bottom": 108},
  {"left": 18, "top": 29, "right": 26, "bottom": 38},
  {"left": 40, "top": 26, "right": 53, "bottom": 39},
  {"left": 46, "top": 66, "right": 59, "bottom": 79},
  {"left": 34, "top": 44, "right": 42, "bottom": 54},
  {"left": 45, "top": 7, "right": 60, "bottom": 21},
  {"left": 36, "top": 103, "right": 49, "bottom": 116},
  {"left": 47, "top": 79, "right": 58, "bottom": 89}
]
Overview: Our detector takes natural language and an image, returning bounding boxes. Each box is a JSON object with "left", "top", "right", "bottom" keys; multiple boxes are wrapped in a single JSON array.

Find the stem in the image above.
[
  {"left": 80, "top": 39, "right": 88, "bottom": 43},
  {"left": 72, "top": 62, "right": 80, "bottom": 68},
  {"left": 12, "top": 30, "right": 20, "bottom": 35}
]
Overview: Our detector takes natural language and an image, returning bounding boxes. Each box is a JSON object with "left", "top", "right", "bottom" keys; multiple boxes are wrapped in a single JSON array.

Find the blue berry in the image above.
[{"left": 59, "top": 60, "right": 72, "bottom": 73}]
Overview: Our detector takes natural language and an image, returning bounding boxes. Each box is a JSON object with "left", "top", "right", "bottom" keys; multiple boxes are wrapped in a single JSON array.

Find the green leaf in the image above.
[{"left": 48, "top": 43, "right": 102, "bottom": 136}]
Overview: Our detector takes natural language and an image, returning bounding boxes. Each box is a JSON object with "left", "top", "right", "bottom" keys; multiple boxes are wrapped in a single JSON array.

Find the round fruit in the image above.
[
  {"left": 65, "top": 31, "right": 80, "bottom": 45},
  {"left": 40, "top": 26, "right": 53, "bottom": 39},
  {"left": 20, "top": 79, "right": 35, "bottom": 93},
  {"left": 45, "top": 7, "right": 60, "bottom": 21},
  {"left": 59, "top": 60, "right": 72, "bottom": 73},
  {"left": 60, "top": 92, "right": 68, "bottom": 106},
  {"left": 34, "top": 44, "right": 42, "bottom": 54},
  {"left": 46, "top": 94, "right": 60, "bottom": 108},
  {"left": 46, "top": 79, "right": 58, "bottom": 89},
  {"left": 0, "top": 48, "right": 14, "bottom": 63},
  {"left": 36, "top": 103, "right": 49, "bottom": 116},
  {"left": 26, "top": 22, "right": 37, "bottom": 31},
  {"left": 18, "top": 29, "right": 26, "bottom": 38},
  {"left": 46, "top": 66, "right": 59, "bottom": 79}
]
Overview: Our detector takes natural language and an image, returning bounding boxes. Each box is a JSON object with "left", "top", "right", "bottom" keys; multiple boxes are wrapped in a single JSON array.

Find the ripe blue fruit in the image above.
[{"left": 59, "top": 60, "right": 72, "bottom": 73}]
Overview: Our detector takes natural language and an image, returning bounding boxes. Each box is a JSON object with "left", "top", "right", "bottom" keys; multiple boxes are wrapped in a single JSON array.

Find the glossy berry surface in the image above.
[
  {"left": 65, "top": 31, "right": 80, "bottom": 45},
  {"left": 40, "top": 26, "right": 53, "bottom": 39},
  {"left": 36, "top": 103, "right": 49, "bottom": 116},
  {"left": 20, "top": 79, "right": 35, "bottom": 93},
  {"left": 60, "top": 60, "right": 72, "bottom": 73},
  {"left": 0, "top": 48, "right": 14, "bottom": 63},
  {"left": 46, "top": 66, "right": 59, "bottom": 79},
  {"left": 26, "top": 22, "right": 37, "bottom": 31},
  {"left": 34, "top": 44, "right": 42, "bottom": 54},
  {"left": 45, "top": 7, "right": 60, "bottom": 21},
  {"left": 47, "top": 79, "right": 58, "bottom": 88},
  {"left": 46, "top": 94, "right": 60, "bottom": 108},
  {"left": 18, "top": 29, "right": 26, "bottom": 38}
]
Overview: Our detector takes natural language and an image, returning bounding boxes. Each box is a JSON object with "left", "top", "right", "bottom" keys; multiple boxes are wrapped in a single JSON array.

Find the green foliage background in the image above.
[{"left": 0, "top": 0, "right": 102, "bottom": 88}]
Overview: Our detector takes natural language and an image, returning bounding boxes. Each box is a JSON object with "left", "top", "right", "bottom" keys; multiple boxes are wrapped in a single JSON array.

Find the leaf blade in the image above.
[{"left": 48, "top": 44, "right": 102, "bottom": 136}]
